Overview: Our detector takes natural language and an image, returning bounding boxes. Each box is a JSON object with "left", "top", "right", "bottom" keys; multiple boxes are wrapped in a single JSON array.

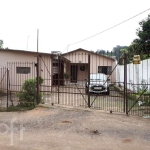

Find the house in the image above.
[
  {"left": 0, "top": 48, "right": 116, "bottom": 92},
  {"left": 62, "top": 48, "right": 116, "bottom": 83},
  {"left": 0, "top": 49, "right": 64, "bottom": 92}
]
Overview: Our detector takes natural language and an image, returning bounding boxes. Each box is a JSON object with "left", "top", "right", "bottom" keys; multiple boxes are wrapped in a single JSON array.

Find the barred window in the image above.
[
  {"left": 98, "top": 66, "right": 112, "bottom": 75},
  {"left": 16, "top": 67, "right": 30, "bottom": 74}
]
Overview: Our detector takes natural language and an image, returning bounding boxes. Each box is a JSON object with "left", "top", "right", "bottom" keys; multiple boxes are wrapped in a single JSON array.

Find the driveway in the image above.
[
  {"left": 0, "top": 106, "right": 150, "bottom": 150},
  {"left": 44, "top": 84, "right": 125, "bottom": 112}
]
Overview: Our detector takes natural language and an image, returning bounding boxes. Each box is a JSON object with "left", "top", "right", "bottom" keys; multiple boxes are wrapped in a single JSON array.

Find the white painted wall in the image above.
[{"left": 116, "top": 58, "right": 150, "bottom": 92}]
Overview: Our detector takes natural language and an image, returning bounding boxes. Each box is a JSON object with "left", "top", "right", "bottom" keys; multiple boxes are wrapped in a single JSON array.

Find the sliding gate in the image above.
[{"left": 43, "top": 51, "right": 127, "bottom": 114}]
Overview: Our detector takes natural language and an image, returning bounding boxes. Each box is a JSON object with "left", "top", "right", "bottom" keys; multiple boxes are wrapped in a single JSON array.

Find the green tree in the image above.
[
  {"left": 96, "top": 49, "right": 112, "bottom": 57},
  {"left": 0, "top": 40, "right": 3, "bottom": 49},
  {"left": 131, "top": 14, "right": 150, "bottom": 56},
  {"left": 96, "top": 49, "right": 106, "bottom": 55},
  {"left": 112, "top": 45, "right": 129, "bottom": 61}
]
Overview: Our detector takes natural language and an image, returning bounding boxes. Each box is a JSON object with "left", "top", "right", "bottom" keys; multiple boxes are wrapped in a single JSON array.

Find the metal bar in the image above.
[
  {"left": 103, "top": 54, "right": 125, "bottom": 85},
  {"left": 88, "top": 54, "right": 90, "bottom": 108},
  {"left": 128, "top": 87, "right": 148, "bottom": 113},
  {"left": 37, "top": 29, "right": 40, "bottom": 104},
  {"left": 58, "top": 56, "right": 60, "bottom": 104},
  {"left": 0, "top": 69, "right": 7, "bottom": 85},
  {"left": 124, "top": 53, "right": 128, "bottom": 114},
  {"left": 7, "top": 68, "right": 9, "bottom": 108},
  {"left": 123, "top": 53, "right": 126, "bottom": 113}
]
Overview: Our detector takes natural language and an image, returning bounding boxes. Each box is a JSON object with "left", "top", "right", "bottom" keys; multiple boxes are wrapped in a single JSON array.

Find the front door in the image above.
[{"left": 71, "top": 65, "right": 78, "bottom": 83}]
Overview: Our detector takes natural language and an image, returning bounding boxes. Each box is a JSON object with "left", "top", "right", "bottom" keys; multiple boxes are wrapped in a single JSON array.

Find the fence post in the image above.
[
  {"left": 36, "top": 30, "right": 40, "bottom": 104},
  {"left": 124, "top": 53, "right": 128, "bottom": 114},
  {"left": 7, "top": 68, "right": 9, "bottom": 108},
  {"left": 123, "top": 54, "right": 126, "bottom": 113},
  {"left": 58, "top": 56, "right": 60, "bottom": 104},
  {"left": 88, "top": 54, "right": 90, "bottom": 108},
  {"left": 36, "top": 55, "right": 40, "bottom": 105}
]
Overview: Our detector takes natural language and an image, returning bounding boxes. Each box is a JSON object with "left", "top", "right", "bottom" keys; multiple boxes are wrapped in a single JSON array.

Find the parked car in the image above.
[{"left": 85, "top": 73, "right": 110, "bottom": 95}]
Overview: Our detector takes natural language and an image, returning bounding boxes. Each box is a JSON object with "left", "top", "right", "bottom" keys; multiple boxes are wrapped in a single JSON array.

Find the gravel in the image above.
[{"left": 0, "top": 106, "right": 150, "bottom": 150}]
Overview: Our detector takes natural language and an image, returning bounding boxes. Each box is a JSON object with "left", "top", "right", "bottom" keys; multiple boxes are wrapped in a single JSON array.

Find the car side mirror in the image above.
[
  {"left": 85, "top": 78, "right": 87, "bottom": 81},
  {"left": 107, "top": 79, "right": 110, "bottom": 81}
]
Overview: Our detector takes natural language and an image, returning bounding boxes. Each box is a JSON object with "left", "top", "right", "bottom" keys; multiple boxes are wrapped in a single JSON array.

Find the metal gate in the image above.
[
  {"left": 41, "top": 50, "right": 150, "bottom": 117},
  {"left": 41, "top": 51, "right": 127, "bottom": 114},
  {"left": 0, "top": 67, "right": 9, "bottom": 108}
]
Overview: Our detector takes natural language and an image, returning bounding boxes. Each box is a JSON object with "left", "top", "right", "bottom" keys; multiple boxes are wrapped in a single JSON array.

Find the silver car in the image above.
[{"left": 85, "top": 73, "right": 110, "bottom": 95}]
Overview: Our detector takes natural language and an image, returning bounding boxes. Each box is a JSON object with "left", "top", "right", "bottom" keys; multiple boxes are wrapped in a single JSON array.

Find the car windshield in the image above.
[{"left": 90, "top": 74, "right": 106, "bottom": 81}]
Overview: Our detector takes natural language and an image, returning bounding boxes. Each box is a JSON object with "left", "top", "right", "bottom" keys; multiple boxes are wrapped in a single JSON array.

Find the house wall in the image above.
[
  {"left": 63, "top": 50, "right": 116, "bottom": 82},
  {"left": 39, "top": 54, "right": 52, "bottom": 93},
  {"left": 0, "top": 50, "right": 52, "bottom": 92}
]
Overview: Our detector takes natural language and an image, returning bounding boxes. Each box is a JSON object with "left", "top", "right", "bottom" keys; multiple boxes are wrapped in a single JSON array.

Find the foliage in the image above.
[
  {"left": 96, "top": 46, "right": 129, "bottom": 64},
  {"left": 0, "top": 40, "right": 3, "bottom": 49},
  {"left": 129, "top": 14, "right": 150, "bottom": 56},
  {"left": 0, "top": 90, "right": 4, "bottom": 94},
  {"left": 17, "top": 76, "right": 44, "bottom": 107},
  {"left": 120, "top": 48, "right": 128, "bottom": 54},
  {"left": 96, "top": 49, "right": 111, "bottom": 57},
  {"left": 64, "top": 73, "right": 69, "bottom": 79},
  {"left": 112, "top": 45, "right": 129, "bottom": 62},
  {"left": 0, "top": 105, "right": 34, "bottom": 112}
]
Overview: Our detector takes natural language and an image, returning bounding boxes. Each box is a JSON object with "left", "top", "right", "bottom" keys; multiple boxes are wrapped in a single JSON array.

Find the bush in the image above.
[
  {"left": 64, "top": 73, "right": 70, "bottom": 79},
  {"left": 0, "top": 90, "right": 4, "bottom": 93},
  {"left": 17, "top": 76, "right": 44, "bottom": 107}
]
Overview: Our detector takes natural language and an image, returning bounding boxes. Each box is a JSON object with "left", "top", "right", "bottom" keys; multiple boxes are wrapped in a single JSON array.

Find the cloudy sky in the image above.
[{"left": 0, "top": 0, "right": 150, "bottom": 53}]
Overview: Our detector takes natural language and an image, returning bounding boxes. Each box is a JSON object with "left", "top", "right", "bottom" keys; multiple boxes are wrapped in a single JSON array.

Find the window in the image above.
[
  {"left": 98, "top": 66, "right": 112, "bottom": 75},
  {"left": 53, "top": 59, "right": 59, "bottom": 74},
  {"left": 16, "top": 67, "right": 30, "bottom": 74},
  {"left": 53, "top": 59, "right": 59, "bottom": 66}
]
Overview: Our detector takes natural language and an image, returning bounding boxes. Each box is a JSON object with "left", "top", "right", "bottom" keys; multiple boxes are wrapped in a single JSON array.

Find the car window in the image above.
[{"left": 90, "top": 74, "right": 106, "bottom": 80}]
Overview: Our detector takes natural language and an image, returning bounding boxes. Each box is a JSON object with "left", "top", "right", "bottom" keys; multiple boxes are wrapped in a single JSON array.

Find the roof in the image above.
[
  {"left": 62, "top": 48, "right": 115, "bottom": 61},
  {"left": 0, "top": 48, "right": 70, "bottom": 62},
  {"left": 0, "top": 48, "right": 115, "bottom": 61},
  {"left": 0, "top": 48, "right": 53, "bottom": 56}
]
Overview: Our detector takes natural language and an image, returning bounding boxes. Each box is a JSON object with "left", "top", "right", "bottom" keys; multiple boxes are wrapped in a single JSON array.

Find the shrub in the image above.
[
  {"left": 17, "top": 76, "right": 44, "bottom": 107},
  {"left": 64, "top": 73, "right": 69, "bottom": 79}
]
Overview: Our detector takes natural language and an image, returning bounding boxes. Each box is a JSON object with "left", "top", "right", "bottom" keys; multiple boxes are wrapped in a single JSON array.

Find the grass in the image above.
[{"left": 0, "top": 105, "right": 35, "bottom": 112}]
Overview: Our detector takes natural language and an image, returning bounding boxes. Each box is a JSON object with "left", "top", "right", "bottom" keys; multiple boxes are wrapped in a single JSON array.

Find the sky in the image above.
[{"left": 0, "top": 0, "right": 150, "bottom": 53}]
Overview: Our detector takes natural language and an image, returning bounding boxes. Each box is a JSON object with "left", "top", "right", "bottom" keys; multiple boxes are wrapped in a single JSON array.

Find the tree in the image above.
[
  {"left": 96, "top": 49, "right": 112, "bottom": 57},
  {"left": 0, "top": 40, "right": 3, "bottom": 49},
  {"left": 131, "top": 14, "right": 150, "bottom": 56},
  {"left": 112, "top": 45, "right": 129, "bottom": 61},
  {"left": 96, "top": 49, "right": 106, "bottom": 55}
]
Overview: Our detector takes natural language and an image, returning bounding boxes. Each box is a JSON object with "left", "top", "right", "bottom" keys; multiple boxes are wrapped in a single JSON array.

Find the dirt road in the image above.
[{"left": 0, "top": 105, "right": 150, "bottom": 150}]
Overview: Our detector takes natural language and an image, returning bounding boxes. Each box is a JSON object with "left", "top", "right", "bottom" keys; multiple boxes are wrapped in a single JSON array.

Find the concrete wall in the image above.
[{"left": 116, "top": 58, "right": 150, "bottom": 92}]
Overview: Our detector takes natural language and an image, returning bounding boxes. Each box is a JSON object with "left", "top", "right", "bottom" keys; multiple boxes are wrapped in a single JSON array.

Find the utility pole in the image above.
[{"left": 37, "top": 29, "right": 40, "bottom": 104}]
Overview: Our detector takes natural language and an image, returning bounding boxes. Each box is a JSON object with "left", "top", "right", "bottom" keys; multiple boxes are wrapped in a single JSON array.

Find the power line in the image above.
[{"left": 68, "top": 8, "right": 150, "bottom": 46}]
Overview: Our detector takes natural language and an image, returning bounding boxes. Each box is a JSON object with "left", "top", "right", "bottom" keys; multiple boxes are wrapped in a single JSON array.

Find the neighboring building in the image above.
[
  {"left": 0, "top": 49, "right": 55, "bottom": 92},
  {"left": 0, "top": 48, "right": 116, "bottom": 92}
]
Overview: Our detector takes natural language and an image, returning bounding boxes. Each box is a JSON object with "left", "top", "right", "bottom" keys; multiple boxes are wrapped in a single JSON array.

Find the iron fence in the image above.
[
  {"left": 0, "top": 51, "right": 149, "bottom": 117},
  {"left": 42, "top": 51, "right": 126, "bottom": 114}
]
